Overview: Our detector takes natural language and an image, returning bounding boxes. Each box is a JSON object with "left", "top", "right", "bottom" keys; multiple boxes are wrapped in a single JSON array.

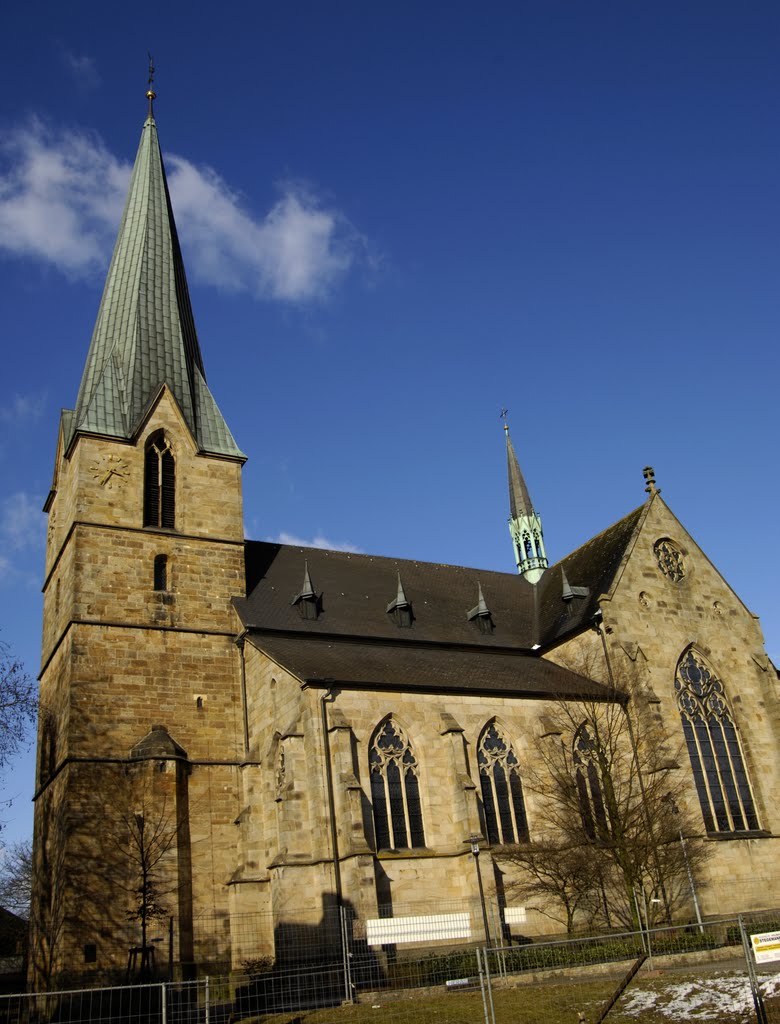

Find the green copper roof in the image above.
[{"left": 68, "top": 116, "right": 244, "bottom": 460}]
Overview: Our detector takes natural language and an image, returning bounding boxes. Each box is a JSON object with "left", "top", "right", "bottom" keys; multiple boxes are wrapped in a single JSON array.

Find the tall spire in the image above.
[
  {"left": 66, "top": 86, "right": 243, "bottom": 460},
  {"left": 504, "top": 418, "right": 548, "bottom": 583}
]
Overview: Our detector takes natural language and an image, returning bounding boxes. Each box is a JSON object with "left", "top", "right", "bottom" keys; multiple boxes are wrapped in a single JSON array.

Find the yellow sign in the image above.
[{"left": 751, "top": 930, "right": 780, "bottom": 964}]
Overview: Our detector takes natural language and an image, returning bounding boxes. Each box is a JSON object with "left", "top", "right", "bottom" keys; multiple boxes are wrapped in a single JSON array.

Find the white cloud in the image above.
[
  {"left": 0, "top": 120, "right": 129, "bottom": 277},
  {"left": 0, "top": 493, "right": 45, "bottom": 552},
  {"left": 167, "top": 158, "right": 360, "bottom": 300},
  {"left": 0, "top": 120, "right": 367, "bottom": 301},
  {"left": 0, "top": 393, "right": 46, "bottom": 423},
  {"left": 270, "top": 532, "right": 363, "bottom": 554},
  {"left": 61, "top": 51, "right": 100, "bottom": 91}
]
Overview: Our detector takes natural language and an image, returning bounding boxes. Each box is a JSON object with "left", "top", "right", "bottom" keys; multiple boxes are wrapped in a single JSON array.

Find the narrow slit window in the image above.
[{"left": 153, "top": 554, "right": 168, "bottom": 592}]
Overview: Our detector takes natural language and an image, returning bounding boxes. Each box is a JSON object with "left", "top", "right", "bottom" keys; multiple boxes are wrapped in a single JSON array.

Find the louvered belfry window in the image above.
[
  {"left": 369, "top": 718, "right": 425, "bottom": 850},
  {"left": 675, "top": 649, "right": 759, "bottom": 833},
  {"left": 144, "top": 432, "right": 175, "bottom": 529},
  {"left": 478, "top": 721, "right": 529, "bottom": 844}
]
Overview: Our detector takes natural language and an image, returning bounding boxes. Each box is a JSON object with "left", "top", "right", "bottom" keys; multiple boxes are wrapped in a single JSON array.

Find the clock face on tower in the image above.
[{"left": 90, "top": 454, "right": 129, "bottom": 489}]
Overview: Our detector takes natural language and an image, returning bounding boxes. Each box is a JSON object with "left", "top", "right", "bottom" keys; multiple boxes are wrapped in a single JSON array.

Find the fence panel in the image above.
[
  {"left": 484, "top": 916, "right": 780, "bottom": 1024},
  {"left": 6, "top": 911, "right": 780, "bottom": 1024}
]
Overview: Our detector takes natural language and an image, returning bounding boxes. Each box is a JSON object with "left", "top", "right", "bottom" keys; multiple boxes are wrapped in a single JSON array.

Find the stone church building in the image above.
[{"left": 31, "top": 98, "right": 780, "bottom": 986}]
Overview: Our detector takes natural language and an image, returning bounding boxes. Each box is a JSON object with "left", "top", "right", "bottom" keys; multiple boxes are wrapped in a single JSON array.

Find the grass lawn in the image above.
[{"left": 231, "top": 967, "right": 780, "bottom": 1024}]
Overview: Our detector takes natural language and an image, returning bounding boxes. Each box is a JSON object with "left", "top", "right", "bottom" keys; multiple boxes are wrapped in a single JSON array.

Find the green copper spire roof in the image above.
[
  {"left": 504, "top": 423, "right": 548, "bottom": 583},
  {"left": 68, "top": 113, "right": 244, "bottom": 460}
]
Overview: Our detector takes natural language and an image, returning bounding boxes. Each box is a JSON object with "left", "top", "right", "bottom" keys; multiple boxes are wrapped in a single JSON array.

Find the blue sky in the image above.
[{"left": 0, "top": 2, "right": 778, "bottom": 848}]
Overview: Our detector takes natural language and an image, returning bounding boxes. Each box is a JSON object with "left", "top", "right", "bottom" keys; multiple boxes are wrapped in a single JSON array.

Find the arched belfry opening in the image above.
[{"left": 144, "top": 431, "right": 176, "bottom": 529}]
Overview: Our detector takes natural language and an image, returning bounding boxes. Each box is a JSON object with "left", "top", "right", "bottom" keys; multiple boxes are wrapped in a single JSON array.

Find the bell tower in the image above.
[{"left": 32, "top": 87, "right": 247, "bottom": 986}]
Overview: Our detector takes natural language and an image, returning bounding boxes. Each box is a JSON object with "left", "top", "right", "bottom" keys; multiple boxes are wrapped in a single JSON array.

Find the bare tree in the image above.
[
  {"left": 0, "top": 839, "right": 32, "bottom": 917},
  {"left": 105, "top": 770, "right": 180, "bottom": 976},
  {"left": 0, "top": 637, "right": 37, "bottom": 774},
  {"left": 498, "top": 646, "right": 709, "bottom": 932},
  {"left": 502, "top": 838, "right": 603, "bottom": 934}
]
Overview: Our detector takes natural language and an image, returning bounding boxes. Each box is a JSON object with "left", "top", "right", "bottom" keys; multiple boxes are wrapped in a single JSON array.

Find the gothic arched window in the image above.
[
  {"left": 478, "top": 721, "right": 529, "bottom": 844},
  {"left": 144, "top": 432, "right": 175, "bottom": 529},
  {"left": 675, "top": 649, "right": 759, "bottom": 833},
  {"left": 369, "top": 718, "right": 425, "bottom": 850},
  {"left": 573, "top": 723, "right": 610, "bottom": 842}
]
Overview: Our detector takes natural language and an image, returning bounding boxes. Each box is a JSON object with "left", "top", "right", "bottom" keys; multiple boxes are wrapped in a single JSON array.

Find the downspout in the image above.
[
  {"left": 320, "top": 688, "right": 343, "bottom": 905},
  {"left": 593, "top": 614, "right": 671, "bottom": 921},
  {"left": 320, "top": 687, "right": 352, "bottom": 1003},
  {"left": 237, "top": 636, "right": 250, "bottom": 756}
]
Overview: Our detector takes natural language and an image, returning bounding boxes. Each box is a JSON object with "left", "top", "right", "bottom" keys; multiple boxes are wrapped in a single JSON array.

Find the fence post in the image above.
[
  {"left": 738, "top": 915, "right": 768, "bottom": 1024},
  {"left": 205, "top": 976, "right": 210, "bottom": 1024},
  {"left": 470, "top": 946, "right": 495, "bottom": 1024},
  {"left": 340, "top": 905, "right": 354, "bottom": 1004},
  {"left": 482, "top": 946, "right": 496, "bottom": 1024},
  {"left": 160, "top": 984, "right": 167, "bottom": 1024}
]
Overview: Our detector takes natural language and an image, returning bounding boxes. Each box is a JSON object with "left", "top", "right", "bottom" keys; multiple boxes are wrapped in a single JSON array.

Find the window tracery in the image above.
[
  {"left": 369, "top": 718, "right": 425, "bottom": 850},
  {"left": 478, "top": 721, "right": 529, "bottom": 844},
  {"left": 144, "top": 432, "right": 175, "bottom": 529},
  {"left": 573, "top": 723, "right": 610, "bottom": 842},
  {"left": 654, "top": 538, "right": 686, "bottom": 583},
  {"left": 675, "top": 649, "right": 759, "bottom": 833}
]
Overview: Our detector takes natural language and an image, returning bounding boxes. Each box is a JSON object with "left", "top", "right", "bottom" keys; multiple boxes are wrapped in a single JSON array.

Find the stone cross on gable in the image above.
[{"left": 643, "top": 465, "right": 660, "bottom": 494}]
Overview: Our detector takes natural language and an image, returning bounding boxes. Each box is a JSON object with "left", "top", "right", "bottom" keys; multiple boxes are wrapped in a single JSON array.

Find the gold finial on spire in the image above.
[
  {"left": 500, "top": 407, "right": 509, "bottom": 432},
  {"left": 643, "top": 465, "right": 660, "bottom": 495},
  {"left": 146, "top": 53, "right": 157, "bottom": 118}
]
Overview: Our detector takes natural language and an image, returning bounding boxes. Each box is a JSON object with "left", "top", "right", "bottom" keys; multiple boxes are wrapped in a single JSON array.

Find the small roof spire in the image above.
[
  {"left": 467, "top": 581, "right": 494, "bottom": 633},
  {"left": 503, "top": 411, "right": 548, "bottom": 582},
  {"left": 387, "top": 572, "right": 410, "bottom": 613},
  {"left": 299, "top": 560, "right": 316, "bottom": 601},
  {"left": 503, "top": 412, "right": 533, "bottom": 518},
  {"left": 386, "top": 572, "right": 413, "bottom": 627},
  {"left": 146, "top": 53, "right": 157, "bottom": 119},
  {"left": 291, "top": 560, "right": 319, "bottom": 619},
  {"left": 561, "top": 567, "right": 588, "bottom": 602},
  {"left": 467, "top": 582, "right": 491, "bottom": 620}
]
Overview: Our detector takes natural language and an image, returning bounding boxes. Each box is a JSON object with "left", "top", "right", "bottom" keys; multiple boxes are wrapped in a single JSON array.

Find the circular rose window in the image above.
[{"left": 654, "top": 538, "right": 686, "bottom": 583}]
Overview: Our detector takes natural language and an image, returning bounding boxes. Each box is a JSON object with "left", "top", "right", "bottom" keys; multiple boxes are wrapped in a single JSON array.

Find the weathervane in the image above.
[
  {"left": 146, "top": 53, "right": 156, "bottom": 118},
  {"left": 499, "top": 407, "right": 509, "bottom": 432}
]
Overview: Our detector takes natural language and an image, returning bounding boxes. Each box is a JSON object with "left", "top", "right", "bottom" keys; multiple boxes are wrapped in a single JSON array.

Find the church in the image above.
[{"left": 30, "top": 91, "right": 780, "bottom": 987}]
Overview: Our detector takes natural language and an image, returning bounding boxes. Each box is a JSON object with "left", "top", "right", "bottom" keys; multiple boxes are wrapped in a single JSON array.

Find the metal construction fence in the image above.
[
  {"left": 4, "top": 910, "right": 780, "bottom": 1024},
  {"left": 27, "top": 893, "right": 780, "bottom": 984}
]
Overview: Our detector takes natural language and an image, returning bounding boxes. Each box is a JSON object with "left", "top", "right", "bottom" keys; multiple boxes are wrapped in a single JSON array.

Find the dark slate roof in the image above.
[
  {"left": 236, "top": 543, "right": 539, "bottom": 647},
  {"left": 238, "top": 500, "right": 646, "bottom": 648},
  {"left": 235, "top": 502, "right": 646, "bottom": 699},
  {"left": 67, "top": 116, "right": 243, "bottom": 460},
  {"left": 537, "top": 504, "right": 647, "bottom": 646},
  {"left": 251, "top": 633, "right": 617, "bottom": 701}
]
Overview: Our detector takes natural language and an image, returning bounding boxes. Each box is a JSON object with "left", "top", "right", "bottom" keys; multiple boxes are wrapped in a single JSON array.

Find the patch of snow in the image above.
[{"left": 620, "top": 970, "right": 778, "bottom": 1020}]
